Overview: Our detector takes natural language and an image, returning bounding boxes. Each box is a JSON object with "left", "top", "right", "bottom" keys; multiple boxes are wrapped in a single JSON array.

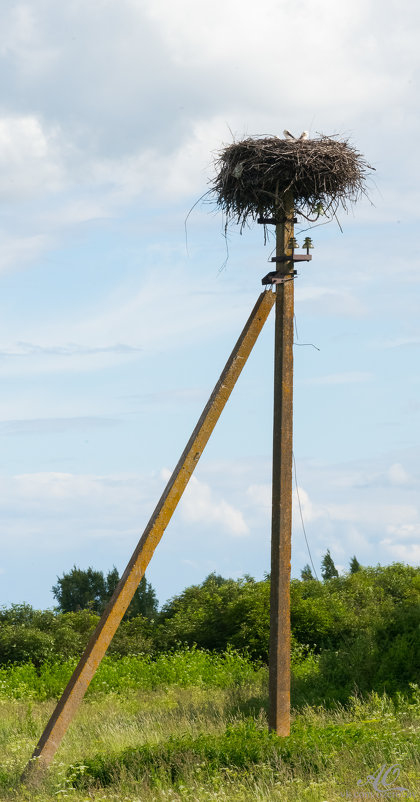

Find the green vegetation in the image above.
[
  {"left": 350, "top": 555, "right": 361, "bottom": 574},
  {"left": 300, "top": 563, "right": 314, "bottom": 581},
  {"left": 1, "top": 562, "right": 419, "bottom": 702},
  {"left": 0, "top": 561, "right": 419, "bottom": 799},
  {"left": 0, "top": 665, "right": 418, "bottom": 800},
  {"left": 73, "top": 706, "right": 419, "bottom": 793},
  {"left": 52, "top": 565, "right": 158, "bottom": 619},
  {"left": 320, "top": 548, "right": 339, "bottom": 580},
  {"left": 0, "top": 648, "right": 264, "bottom": 702}
]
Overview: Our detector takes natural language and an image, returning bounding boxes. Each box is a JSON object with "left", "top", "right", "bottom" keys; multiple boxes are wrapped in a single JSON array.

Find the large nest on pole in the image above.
[{"left": 210, "top": 135, "right": 372, "bottom": 229}]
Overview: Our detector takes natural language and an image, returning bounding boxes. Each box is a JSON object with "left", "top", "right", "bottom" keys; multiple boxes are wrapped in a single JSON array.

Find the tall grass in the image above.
[
  {"left": 0, "top": 647, "right": 265, "bottom": 701},
  {"left": 0, "top": 651, "right": 418, "bottom": 801}
]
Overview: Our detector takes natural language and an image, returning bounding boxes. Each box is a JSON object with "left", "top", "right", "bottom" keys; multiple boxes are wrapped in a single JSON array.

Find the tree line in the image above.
[
  {"left": 50, "top": 549, "right": 355, "bottom": 616},
  {"left": 0, "top": 560, "right": 418, "bottom": 701},
  {"left": 52, "top": 566, "right": 158, "bottom": 619}
]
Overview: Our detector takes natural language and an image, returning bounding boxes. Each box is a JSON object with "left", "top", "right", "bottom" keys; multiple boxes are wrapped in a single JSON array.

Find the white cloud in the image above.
[
  {"left": 385, "top": 523, "right": 420, "bottom": 540},
  {"left": 380, "top": 542, "right": 420, "bottom": 563},
  {"left": 243, "top": 459, "right": 420, "bottom": 574},
  {"left": 236, "top": 457, "right": 420, "bottom": 571},
  {"left": 326, "top": 502, "right": 418, "bottom": 528},
  {"left": 387, "top": 462, "right": 410, "bottom": 485},
  {"left": 1, "top": 452, "right": 419, "bottom": 607},
  {"left": 292, "top": 486, "right": 325, "bottom": 524},
  {"left": 328, "top": 462, "right": 415, "bottom": 491},
  {"left": 0, "top": 0, "right": 419, "bottom": 607},
  {"left": 0, "top": 0, "right": 419, "bottom": 219},
  {"left": 296, "top": 286, "right": 367, "bottom": 318},
  {"left": 0, "top": 470, "right": 165, "bottom": 551},
  {"left": 0, "top": 115, "right": 63, "bottom": 201},
  {"left": 180, "top": 475, "right": 249, "bottom": 536},
  {"left": 9, "top": 471, "right": 141, "bottom": 505},
  {"left": 246, "top": 483, "right": 270, "bottom": 509},
  {"left": 0, "top": 231, "right": 51, "bottom": 274},
  {"left": 246, "top": 482, "right": 325, "bottom": 528},
  {"left": 0, "top": 0, "right": 417, "bottom": 300},
  {"left": 146, "top": 0, "right": 415, "bottom": 117}
]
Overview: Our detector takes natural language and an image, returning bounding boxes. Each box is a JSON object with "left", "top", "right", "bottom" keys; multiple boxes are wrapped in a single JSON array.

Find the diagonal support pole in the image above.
[{"left": 23, "top": 289, "right": 276, "bottom": 780}]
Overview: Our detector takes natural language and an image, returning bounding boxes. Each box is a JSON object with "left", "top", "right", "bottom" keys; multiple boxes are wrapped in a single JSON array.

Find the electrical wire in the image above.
[{"left": 293, "top": 452, "right": 319, "bottom": 580}]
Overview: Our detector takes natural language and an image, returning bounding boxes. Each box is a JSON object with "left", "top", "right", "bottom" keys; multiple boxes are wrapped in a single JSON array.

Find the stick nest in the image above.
[{"left": 211, "top": 135, "right": 372, "bottom": 229}]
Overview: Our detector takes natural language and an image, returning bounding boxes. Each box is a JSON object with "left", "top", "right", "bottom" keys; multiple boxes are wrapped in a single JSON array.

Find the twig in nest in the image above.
[{"left": 209, "top": 134, "right": 373, "bottom": 232}]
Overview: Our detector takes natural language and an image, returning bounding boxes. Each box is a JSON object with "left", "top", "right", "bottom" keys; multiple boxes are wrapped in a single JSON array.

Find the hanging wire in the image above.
[
  {"left": 293, "top": 313, "right": 320, "bottom": 351},
  {"left": 293, "top": 452, "right": 319, "bottom": 580},
  {"left": 294, "top": 342, "right": 321, "bottom": 351},
  {"left": 184, "top": 189, "right": 213, "bottom": 255}
]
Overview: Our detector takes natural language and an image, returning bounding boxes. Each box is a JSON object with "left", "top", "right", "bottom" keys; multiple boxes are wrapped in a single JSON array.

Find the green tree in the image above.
[
  {"left": 350, "top": 555, "right": 361, "bottom": 573},
  {"left": 125, "top": 575, "right": 158, "bottom": 619},
  {"left": 2, "top": 562, "right": 419, "bottom": 698},
  {"left": 52, "top": 565, "right": 106, "bottom": 614},
  {"left": 321, "top": 550, "right": 339, "bottom": 581},
  {"left": 52, "top": 566, "right": 158, "bottom": 619},
  {"left": 105, "top": 566, "right": 120, "bottom": 598},
  {"left": 301, "top": 564, "right": 314, "bottom": 581}
]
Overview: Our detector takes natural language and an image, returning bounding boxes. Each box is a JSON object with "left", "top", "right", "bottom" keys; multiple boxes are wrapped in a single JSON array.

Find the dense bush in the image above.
[
  {"left": 1, "top": 563, "right": 418, "bottom": 700},
  {"left": 0, "top": 605, "right": 98, "bottom": 667},
  {"left": 155, "top": 574, "right": 270, "bottom": 659},
  {"left": 0, "top": 604, "right": 153, "bottom": 666},
  {"left": 0, "top": 647, "right": 265, "bottom": 701},
  {"left": 155, "top": 564, "right": 419, "bottom": 698}
]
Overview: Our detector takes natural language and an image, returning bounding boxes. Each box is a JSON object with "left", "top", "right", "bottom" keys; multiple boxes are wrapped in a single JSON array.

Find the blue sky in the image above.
[{"left": 0, "top": 0, "right": 419, "bottom": 609}]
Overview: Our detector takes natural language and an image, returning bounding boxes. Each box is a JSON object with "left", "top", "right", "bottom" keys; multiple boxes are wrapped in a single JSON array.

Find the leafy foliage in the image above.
[
  {"left": 0, "top": 606, "right": 98, "bottom": 667},
  {"left": 321, "top": 549, "right": 339, "bottom": 580},
  {"left": 300, "top": 563, "right": 314, "bottom": 581},
  {"left": 52, "top": 565, "right": 158, "bottom": 619},
  {"left": 155, "top": 564, "right": 420, "bottom": 698},
  {"left": 0, "top": 605, "right": 153, "bottom": 666},
  {"left": 0, "top": 648, "right": 264, "bottom": 701},
  {"left": 156, "top": 573, "right": 270, "bottom": 659},
  {"left": 126, "top": 575, "right": 159, "bottom": 619},
  {"left": 52, "top": 566, "right": 106, "bottom": 614},
  {"left": 1, "top": 563, "right": 418, "bottom": 703}
]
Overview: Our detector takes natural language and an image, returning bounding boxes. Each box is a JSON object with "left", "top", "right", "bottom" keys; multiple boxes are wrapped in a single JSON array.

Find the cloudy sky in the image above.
[{"left": 1, "top": 0, "right": 419, "bottom": 609}]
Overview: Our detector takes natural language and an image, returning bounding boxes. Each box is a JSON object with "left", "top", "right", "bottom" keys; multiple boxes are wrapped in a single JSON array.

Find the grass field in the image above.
[{"left": 0, "top": 650, "right": 419, "bottom": 801}]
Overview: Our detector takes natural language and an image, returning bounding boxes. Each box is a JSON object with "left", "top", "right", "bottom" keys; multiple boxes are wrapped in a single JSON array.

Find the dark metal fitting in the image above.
[
  {"left": 262, "top": 271, "right": 296, "bottom": 286},
  {"left": 271, "top": 254, "right": 312, "bottom": 263}
]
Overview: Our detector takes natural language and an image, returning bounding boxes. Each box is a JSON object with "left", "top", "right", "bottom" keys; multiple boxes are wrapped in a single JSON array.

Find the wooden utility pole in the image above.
[
  {"left": 23, "top": 290, "right": 276, "bottom": 781},
  {"left": 268, "top": 190, "right": 294, "bottom": 735}
]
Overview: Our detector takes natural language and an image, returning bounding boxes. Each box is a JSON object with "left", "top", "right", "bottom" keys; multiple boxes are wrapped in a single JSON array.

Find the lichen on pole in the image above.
[{"left": 269, "top": 188, "right": 294, "bottom": 735}]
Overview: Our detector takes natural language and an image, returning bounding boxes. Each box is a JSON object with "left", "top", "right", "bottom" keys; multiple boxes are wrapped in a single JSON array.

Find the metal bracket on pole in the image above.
[
  {"left": 262, "top": 271, "right": 297, "bottom": 286},
  {"left": 271, "top": 255, "right": 312, "bottom": 263},
  {"left": 23, "top": 289, "right": 276, "bottom": 782}
]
